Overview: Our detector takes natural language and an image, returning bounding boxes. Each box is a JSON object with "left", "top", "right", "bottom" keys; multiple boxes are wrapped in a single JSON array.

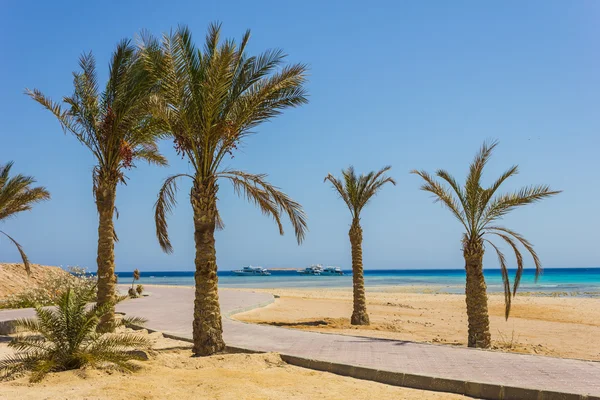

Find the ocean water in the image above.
[{"left": 116, "top": 268, "right": 600, "bottom": 296}]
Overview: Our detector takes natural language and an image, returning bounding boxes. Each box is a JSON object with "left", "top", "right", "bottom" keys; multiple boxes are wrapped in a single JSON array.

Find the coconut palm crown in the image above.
[
  {"left": 412, "top": 140, "right": 560, "bottom": 348},
  {"left": 0, "top": 162, "right": 50, "bottom": 275},
  {"left": 26, "top": 39, "right": 168, "bottom": 331},
  {"left": 324, "top": 166, "right": 395, "bottom": 325},
  {"left": 141, "top": 24, "right": 308, "bottom": 356}
]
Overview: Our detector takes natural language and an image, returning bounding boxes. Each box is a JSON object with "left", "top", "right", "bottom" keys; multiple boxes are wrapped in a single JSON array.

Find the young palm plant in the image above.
[
  {"left": 412, "top": 141, "right": 560, "bottom": 348},
  {"left": 324, "top": 166, "right": 395, "bottom": 325},
  {"left": 0, "top": 161, "right": 50, "bottom": 275},
  {"left": 0, "top": 288, "right": 150, "bottom": 382},
  {"left": 141, "top": 24, "right": 308, "bottom": 356},
  {"left": 27, "top": 40, "right": 167, "bottom": 331}
]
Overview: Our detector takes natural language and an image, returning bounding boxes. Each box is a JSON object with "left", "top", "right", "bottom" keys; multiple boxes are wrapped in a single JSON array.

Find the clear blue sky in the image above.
[{"left": 0, "top": 1, "right": 598, "bottom": 272}]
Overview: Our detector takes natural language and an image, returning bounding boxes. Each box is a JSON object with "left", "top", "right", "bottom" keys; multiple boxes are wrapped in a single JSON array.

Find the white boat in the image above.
[
  {"left": 233, "top": 266, "right": 271, "bottom": 276},
  {"left": 298, "top": 265, "right": 323, "bottom": 275},
  {"left": 321, "top": 266, "right": 344, "bottom": 276}
]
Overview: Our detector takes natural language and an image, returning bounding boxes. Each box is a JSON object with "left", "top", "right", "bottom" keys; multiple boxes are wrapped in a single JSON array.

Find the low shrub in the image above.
[
  {"left": 0, "top": 266, "right": 97, "bottom": 309},
  {"left": 0, "top": 288, "right": 150, "bottom": 382}
]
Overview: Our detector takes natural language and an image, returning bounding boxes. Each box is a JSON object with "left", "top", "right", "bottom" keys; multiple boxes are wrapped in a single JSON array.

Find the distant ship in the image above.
[
  {"left": 321, "top": 266, "right": 344, "bottom": 276},
  {"left": 297, "top": 264, "right": 324, "bottom": 275},
  {"left": 232, "top": 266, "right": 271, "bottom": 276}
]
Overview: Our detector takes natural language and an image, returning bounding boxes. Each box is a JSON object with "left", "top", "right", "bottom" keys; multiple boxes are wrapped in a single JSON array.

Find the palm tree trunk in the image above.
[
  {"left": 95, "top": 179, "right": 117, "bottom": 333},
  {"left": 463, "top": 239, "right": 491, "bottom": 348},
  {"left": 190, "top": 178, "right": 225, "bottom": 356},
  {"left": 349, "top": 218, "right": 369, "bottom": 325}
]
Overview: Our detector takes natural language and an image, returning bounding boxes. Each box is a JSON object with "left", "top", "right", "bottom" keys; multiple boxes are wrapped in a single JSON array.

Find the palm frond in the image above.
[
  {"left": 0, "top": 231, "right": 31, "bottom": 276},
  {"left": 154, "top": 174, "right": 193, "bottom": 253},
  {"left": 0, "top": 288, "right": 151, "bottom": 382},
  {"left": 487, "top": 226, "right": 543, "bottom": 282},
  {"left": 464, "top": 140, "right": 498, "bottom": 225},
  {"left": 484, "top": 239, "right": 512, "bottom": 319},
  {"left": 324, "top": 173, "right": 353, "bottom": 215},
  {"left": 482, "top": 185, "right": 561, "bottom": 227},
  {"left": 490, "top": 232, "right": 524, "bottom": 295},
  {"left": 219, "top": 170, "right": 307, "bottom": 244},
  {"left": 326, "top": 166, "right": 395, "bottom": 220},
  {"left": 411, "top": 170, "right": 469, "bottom": 233}
]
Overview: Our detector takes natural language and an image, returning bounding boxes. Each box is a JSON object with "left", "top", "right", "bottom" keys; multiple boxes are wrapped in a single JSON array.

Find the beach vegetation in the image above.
[
  {"left": 27, "top": 41, "right": 168, "bottom": 331},
  {"left": 129, "top": 269, "right": 140, "bottom": 297},
  {"left": 0, "top": 162, "right": 50, "bottom": 275},
  {"left": 324, "top": 166, "right": 395, "bottom": 325},
  {"left": 142, "top": 23, "right": 308, "bottom": 356},
  {"left": 0, "top": 287, "right": 150, "bottom": 382},
  {"left": 412, "top": 140, "right": 560, "bottom": 348},
  {"left": 0, "top": 266, "right": 96, "bottom": 309}
]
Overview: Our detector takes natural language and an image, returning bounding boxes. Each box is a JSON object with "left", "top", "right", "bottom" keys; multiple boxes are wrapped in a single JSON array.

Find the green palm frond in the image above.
[
  {"left": 219, "top": 170, "right": 307, "bottom": 244},
  {"left": 0, "top": 288, "right": 150, "bottom": 382},
  {"left": 326, "top": 166, "right": 395, "bottom": 220},
  {"left": 481, "top": 185, "right": 561, "bottom": 228},
  {"left": 154, "top": 174, "right": 193, "bottom": 253},
  {"left": 0, "top": 161, "right": 49, "bottom": 275},
  {"left": 411, "top": 169, "right": 469, "bottom": 233},
  {"left": 142, "top": 23, "right": 308, "bottom": 250},
  {"left": 27, "top": 38, "right": 167, "bottom": 189},
  {"left": 413, "top": 140, "right": 560, "bottom": 313}
]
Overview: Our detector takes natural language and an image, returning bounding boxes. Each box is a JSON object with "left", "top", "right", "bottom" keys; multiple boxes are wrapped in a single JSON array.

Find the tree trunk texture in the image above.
[
  {"left": 96, "top": 179, "right": 118, "bottom": 332},
  {"left": 463, "top": 238, "right": 491, "bottom": 348},
  {"left": 190, "top": 178, "right": 225, "bottom": 356},
  {"left": 349, "top": 218, "right": 369, "bottom": 325}
]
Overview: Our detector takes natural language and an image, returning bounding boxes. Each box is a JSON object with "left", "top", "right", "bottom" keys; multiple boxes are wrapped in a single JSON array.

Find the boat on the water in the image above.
[
  {"left": 232, "top": 266, "right": 271, "bottom": 276},
  {"left": 321, "top": 266, "right": 344, "bottom": 275},
  {"left": 297, "top": 265, "right": 323, "bottom": 275}
]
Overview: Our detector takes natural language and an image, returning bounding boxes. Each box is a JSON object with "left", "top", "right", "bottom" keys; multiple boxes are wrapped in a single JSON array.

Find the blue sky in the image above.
[{"left": 0, "top": 1, "right": 598, "bottom": 272}]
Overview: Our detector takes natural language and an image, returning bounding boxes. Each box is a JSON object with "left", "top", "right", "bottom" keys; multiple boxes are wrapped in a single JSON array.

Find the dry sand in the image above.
[
  {"left": 0, "top": 330, "right": 465, "bottom": 400},
  {"left": 0, "top": 263, "right": 69, "bottom": 299},
  {"left": 234, "top": 287, "right": 600, "bottom": 361}
]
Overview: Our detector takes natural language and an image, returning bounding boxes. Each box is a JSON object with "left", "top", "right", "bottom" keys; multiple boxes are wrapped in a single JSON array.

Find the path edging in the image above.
[{"left": 279, "top": 354, "right": 599, "bottom": 400}]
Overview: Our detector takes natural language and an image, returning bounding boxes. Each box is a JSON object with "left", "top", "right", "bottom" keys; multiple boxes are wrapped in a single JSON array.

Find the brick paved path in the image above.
[{"left": 2, "top": 286, "right": 599, "bottom": 398}]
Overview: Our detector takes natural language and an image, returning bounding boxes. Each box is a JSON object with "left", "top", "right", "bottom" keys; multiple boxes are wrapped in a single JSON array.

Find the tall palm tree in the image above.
[
  {"left": 26, "top": 40, "right": 168, "bottom": 331},
  {"left": 324, "top": 166, "right": 395, "bottom": 325},
  {"left": 142, "top": 24, "right": 308, "bottom": 356},
  {"left": 0, "top": 162, "right": 50, "bottom": 275},
  {"left": 412, "top": 140, "right": 560, "bottom": 348}
]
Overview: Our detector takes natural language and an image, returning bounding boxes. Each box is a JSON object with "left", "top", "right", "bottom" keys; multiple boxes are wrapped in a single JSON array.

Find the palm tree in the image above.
[
  {"left": 324, "top": 166, "right": 395, "bottom": 325},
  {"left": 141, "top": 24, "right": 308, "bottom": 356},
  {"left": 0, "top": 161, "right": 50, "bottom": 275},
  {"left": 0, "top": 287, "right": 150, "bottom": 382},
  {"left": 26, "top": 40, "right": 168, "bottom": 331},
  {"left": 412, "top": 140, "right": 560, "bottom": 348}
]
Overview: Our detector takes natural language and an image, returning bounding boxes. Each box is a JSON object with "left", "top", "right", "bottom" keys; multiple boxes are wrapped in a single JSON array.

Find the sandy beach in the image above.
[
  {"left": 0, "top": 329, "right": 465, "bottom": 400},
  {"left": 233, "top": 287, "right": 600, "bottom": 361}
]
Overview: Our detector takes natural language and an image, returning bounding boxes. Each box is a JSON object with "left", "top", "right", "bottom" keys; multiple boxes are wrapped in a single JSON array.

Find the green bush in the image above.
[
  {"left": 0, "top": 287, "right": 150, "bottom": 382},
  {"left": 0, "top": 266, "right": 97, "bottom": 309}
]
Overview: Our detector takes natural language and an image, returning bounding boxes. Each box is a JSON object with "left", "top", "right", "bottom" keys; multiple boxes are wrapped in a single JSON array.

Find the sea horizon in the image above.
[{"left": 113, "top": 267, "right": 600, "bottom": 296}]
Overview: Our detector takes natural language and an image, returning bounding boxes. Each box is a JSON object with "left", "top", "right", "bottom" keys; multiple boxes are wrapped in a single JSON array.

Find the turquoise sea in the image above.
[{"left": 116, "top": 268, "right": 600, "bottom": 296}]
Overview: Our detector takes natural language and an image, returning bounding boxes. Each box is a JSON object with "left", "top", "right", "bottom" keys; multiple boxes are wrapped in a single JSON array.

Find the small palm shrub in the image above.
[
  {"left": 129, "top": 269, "right": 141, "bottom": 298},
  {"left": 0, "top": 288, "right": 150, "bottom": 382},
  {"left": 0, "top": 267, "right": 97, "bottom": 309},
  {"left": 136, "top": 284, "right": 144, "bottom": 296}
]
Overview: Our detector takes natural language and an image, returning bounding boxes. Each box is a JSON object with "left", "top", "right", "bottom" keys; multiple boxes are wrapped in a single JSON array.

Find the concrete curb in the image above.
[{"left": 279, "top": 355, "right": 600, "bottom": 400}]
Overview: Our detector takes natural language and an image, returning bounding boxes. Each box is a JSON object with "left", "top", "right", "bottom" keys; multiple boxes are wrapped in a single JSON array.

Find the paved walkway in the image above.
[{"left": 2, "top": 286, "right": 600, "bottom": 399}]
